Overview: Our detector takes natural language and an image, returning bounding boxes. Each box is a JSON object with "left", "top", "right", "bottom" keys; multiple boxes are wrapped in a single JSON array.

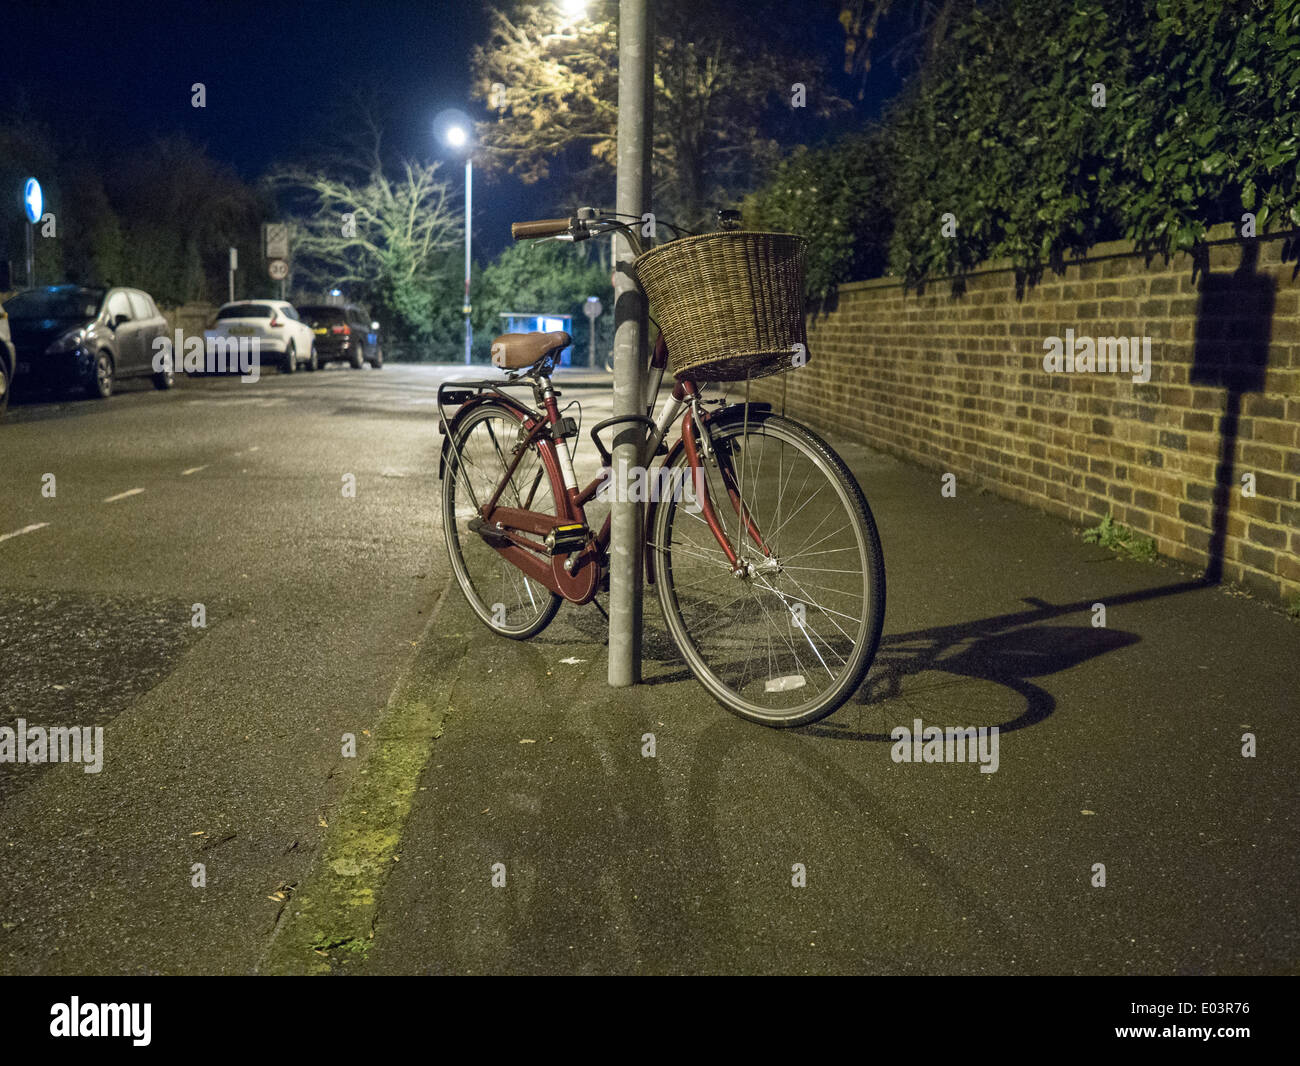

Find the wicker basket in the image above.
[{"left": 634, "top": 231, "right": 809, "bottom": 382}]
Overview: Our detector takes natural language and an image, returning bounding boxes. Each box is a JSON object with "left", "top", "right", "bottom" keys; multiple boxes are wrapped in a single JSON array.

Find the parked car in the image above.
[
  {"left": 3, "top": 285, "right": 173, "bottom": 399},
  {"left": 295, "top": 304, "right": 383, "bottom": 368},
  {"left": 204, "top": 300, "right": 317, "bottom": 374},
  {"left": 0, "top": 302, "right": 15, "bottom": 417}
]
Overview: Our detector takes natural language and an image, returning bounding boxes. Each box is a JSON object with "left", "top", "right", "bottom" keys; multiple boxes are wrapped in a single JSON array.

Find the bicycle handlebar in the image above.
[{"left": 511, "top": 218, "right": 573, "bottom": 240}]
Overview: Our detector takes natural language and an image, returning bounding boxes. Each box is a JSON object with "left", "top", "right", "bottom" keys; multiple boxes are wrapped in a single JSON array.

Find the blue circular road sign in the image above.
[{"left": 23, "top": 178, "right": 43, "bottom": 224}]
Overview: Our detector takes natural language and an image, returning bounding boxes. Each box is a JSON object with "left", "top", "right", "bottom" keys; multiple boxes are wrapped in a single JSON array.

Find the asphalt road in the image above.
[
  {"left": 1, "top": 363, "right": 1295, "bottom": 975},
  {"left": 0, "top": 363, "right": 487, "bottom": 973}
]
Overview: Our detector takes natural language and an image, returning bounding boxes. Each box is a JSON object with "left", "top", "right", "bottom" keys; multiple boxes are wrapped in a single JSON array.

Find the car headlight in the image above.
[{"left": 45, "top": 328, "right": 86, "bottom": 355}]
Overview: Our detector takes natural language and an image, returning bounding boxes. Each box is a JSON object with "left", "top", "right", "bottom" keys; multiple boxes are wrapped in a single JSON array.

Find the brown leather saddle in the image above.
[{"left": 489, "top": 331, "right": 572, "bottom": 370}]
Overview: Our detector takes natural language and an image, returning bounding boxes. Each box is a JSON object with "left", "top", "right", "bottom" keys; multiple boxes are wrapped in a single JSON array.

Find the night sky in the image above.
[{"left": 1, "top": 0, "right": 902, "bottom": 258}]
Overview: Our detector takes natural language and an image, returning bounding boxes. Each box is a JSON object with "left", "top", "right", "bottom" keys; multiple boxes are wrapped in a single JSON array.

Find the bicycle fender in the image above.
[
  {"left": 644, "top": 401, "right": 773, "bottom": 585},
  {"left": 438, "top": 393, "right": 537, "bottom": 479}
]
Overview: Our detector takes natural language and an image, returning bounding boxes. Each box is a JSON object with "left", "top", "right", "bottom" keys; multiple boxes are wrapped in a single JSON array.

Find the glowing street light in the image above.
[
  {"left": 437, "top": 111, "right": 475, "bottom": 365},
  {"left": 561, "top": 0, "right": 587, "bottom": 16}
]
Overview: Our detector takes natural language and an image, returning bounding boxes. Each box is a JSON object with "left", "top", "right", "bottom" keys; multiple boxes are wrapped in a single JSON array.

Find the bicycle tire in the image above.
[
  {"left": 652, "top": 411, "right": 885, "bottom": 727},
  {"left": 442, "top": 402, "right": 562, "bottom": 639}
]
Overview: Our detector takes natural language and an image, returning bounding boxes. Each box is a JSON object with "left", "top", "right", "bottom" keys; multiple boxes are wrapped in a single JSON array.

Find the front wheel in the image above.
[
  {"left": 90, "top": 352, "right": 114, "bottom": 398},
  {"left": 652, "top": 411, "right": 885, "bottom": 728}
]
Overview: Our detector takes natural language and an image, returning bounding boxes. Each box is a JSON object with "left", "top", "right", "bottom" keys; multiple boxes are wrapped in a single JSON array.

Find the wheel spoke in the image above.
[{"left": 657, "top": 415, "right": 882, "bottom": 726}]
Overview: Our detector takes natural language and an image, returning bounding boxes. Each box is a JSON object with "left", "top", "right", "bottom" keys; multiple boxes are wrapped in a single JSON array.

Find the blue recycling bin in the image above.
[{"left": 498, "top": 313, "right": 574, "bottom": 366}]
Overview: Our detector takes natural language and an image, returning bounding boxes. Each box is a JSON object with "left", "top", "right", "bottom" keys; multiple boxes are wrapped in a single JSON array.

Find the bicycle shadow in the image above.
[
  {"left": 808, "top": 577, "right": 1210, "bottom": 741},
  {"left": 540, "top": 575, "right": 1211, "bottom": 739}
]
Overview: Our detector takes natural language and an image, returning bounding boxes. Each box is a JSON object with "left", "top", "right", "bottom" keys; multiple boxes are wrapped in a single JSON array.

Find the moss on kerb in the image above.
[{"left": 260, "top": 620, "right": 465, "bottom": 975}]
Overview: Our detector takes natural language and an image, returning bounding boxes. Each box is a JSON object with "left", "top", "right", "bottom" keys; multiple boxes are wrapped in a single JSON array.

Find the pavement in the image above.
[{"left": 1, "top": 362, "right": 1296, "bottom": 975}]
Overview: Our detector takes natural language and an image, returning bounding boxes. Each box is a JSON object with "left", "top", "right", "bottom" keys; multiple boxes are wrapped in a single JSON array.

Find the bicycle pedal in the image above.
[
  {"left": 467, "top": 517, "right": 511, "bottom": 549},
  {"left": 543, "top": 523, "right": 588, "bottom": 556}
]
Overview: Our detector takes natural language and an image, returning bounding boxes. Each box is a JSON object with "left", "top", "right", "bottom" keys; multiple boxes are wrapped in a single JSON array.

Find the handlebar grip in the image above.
[{"left": 511, "top": 218, "right": 572, "bottom": 240}]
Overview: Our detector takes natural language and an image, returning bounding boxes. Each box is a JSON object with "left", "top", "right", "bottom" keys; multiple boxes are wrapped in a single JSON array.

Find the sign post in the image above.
[
  {"left": 582, "top": 296, "right": 603, "bottom": 368},
  {"left": 264, "top": 225, "right": 290, "bottom": 300},
  {"left": 268, "top": 258, "right": 289, "bottom": 298},
  {"left": 228, "top": 247, "right": 238, "bottom": 303},
  {"left": 22, "top": 178, "right": 42, "bottom": 288}
]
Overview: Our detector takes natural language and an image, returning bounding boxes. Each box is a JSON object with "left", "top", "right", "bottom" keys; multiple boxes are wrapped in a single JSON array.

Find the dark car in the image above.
[
  {"left": 295, "top": 304, "right": 383, "bottom": 369},
  {"left": 4, "top": 285, "right": 174, "bottom": 399}
]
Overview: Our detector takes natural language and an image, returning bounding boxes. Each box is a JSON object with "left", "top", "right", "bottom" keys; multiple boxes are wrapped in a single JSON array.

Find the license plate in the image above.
[
  {"left": 313, "top": 327, "right": 327, "bottom": 334},
  {"left": 227, "top": 326, "right": 255, "bottom": 336}
]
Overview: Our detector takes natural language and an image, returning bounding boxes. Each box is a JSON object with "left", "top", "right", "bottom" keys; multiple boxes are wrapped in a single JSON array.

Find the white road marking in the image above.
[
  {"left": 181, "top": 465, "right": 208, "bottom": 476},
  {"left": 0, "top": 522, "right": 49, "bottom": 543},
  {"left": 103, "top": 488, "right": 145, "bottom": 503}
]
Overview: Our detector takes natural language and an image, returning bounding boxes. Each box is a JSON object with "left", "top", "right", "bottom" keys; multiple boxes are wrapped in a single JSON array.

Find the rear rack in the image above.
[{"left": 436, "top": 376, "right": 544, "bottom": 432}]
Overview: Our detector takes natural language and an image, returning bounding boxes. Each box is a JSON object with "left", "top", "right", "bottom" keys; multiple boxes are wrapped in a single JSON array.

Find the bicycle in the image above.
[{"left": 437, "top": 208, "right": 886, "bottom": 728}]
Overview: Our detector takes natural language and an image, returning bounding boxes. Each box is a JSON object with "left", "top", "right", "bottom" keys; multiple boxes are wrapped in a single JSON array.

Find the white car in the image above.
[
  {"left": 204, "top": 300, "right": 318, "bottom": 374},
  {"left": 0, "top": 303, "right": 14, "bottom": 416}
]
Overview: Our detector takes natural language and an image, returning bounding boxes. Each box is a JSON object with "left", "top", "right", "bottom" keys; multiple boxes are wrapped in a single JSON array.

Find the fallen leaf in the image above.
[
  {"left": 1081, "top": 810, "right": 1096, "bottom": 815},
  {"left": 519, "top": 738, "right": 536, "bottom": 744}
]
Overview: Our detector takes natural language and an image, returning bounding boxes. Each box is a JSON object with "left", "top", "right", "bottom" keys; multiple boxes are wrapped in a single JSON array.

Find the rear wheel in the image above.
[
  {"left": 349, "top": 345, "right": 364, "bottom": 369},
  {"left": 306, "top": 344, "right": 319, "bottom": 372},
  {"left": 442, "top": 403, "right": 562, "bottom": 639},
  {"left": 652, "top": 411, "right": 885, "bottom": 728},
  {"left": 152, "top": 351, "right": 175, "bottom": 389},
  {"left": 0, "top": 354, "right": 10, "bottom": 417},
  {"left": 282, "top": 343, "right": 297, "bottom": 374}
]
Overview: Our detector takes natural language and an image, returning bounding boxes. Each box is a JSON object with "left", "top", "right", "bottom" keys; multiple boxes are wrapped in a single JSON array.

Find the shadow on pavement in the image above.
[{"left": 808, "top": 577, "right": 1211, "bottom": 741}]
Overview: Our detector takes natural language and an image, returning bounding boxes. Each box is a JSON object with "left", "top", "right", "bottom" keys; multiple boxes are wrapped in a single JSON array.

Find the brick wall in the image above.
[{"left": 753, "top": 225, "right": 1300, "bottom": 608}]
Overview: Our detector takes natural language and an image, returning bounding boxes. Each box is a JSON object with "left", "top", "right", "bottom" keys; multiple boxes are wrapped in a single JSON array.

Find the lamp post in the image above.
[{"left": 446, "top": 124, "right": 473, "bottom": 366}]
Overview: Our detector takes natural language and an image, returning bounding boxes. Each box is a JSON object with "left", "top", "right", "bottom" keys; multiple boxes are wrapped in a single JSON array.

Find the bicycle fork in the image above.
[{"left": 658, "top": 382, "right": 774, "bottom": 575}]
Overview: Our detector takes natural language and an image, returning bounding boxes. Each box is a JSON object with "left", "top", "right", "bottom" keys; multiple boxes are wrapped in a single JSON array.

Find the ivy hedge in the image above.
[{"left": 747, "top": 0, "right": 1300, "bottom": 297}]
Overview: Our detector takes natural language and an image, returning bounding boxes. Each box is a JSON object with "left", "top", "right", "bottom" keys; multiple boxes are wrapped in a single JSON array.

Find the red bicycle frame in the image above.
[{"left": 443, "top": 335, "right": 773, "bottom": 605}]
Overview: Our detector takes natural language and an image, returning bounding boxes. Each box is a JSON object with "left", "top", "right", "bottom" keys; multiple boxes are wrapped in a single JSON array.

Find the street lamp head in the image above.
[
  {"left": 561, "top": 0, "right": 587, "bottom": 17},
  {"left": 446, "top": 125, "right": 468, "bottom": 149}
]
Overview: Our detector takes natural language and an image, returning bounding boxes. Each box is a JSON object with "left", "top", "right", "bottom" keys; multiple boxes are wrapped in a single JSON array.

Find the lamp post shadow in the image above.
[{"left": 1190, "top": 241, "right": 1273, "bottom": 583}]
